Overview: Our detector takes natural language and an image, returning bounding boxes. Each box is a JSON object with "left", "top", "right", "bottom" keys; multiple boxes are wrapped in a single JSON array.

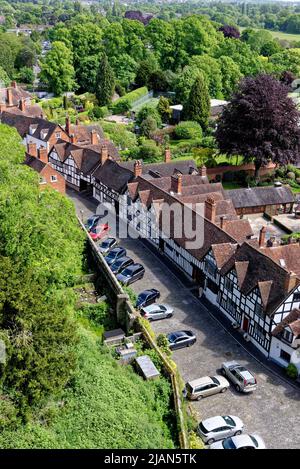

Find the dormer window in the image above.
[
  {"left": 29, "top": 124, "right": 38, "bottom": 135},
  {"left": 55, "top": 131, "right": 61, "bottom": 139},
  {"left": 282, "top": 328, "right": 293, "bottom": 343},
  {"left": 40, "top": 129, "right": 48, "bottom": 140}
]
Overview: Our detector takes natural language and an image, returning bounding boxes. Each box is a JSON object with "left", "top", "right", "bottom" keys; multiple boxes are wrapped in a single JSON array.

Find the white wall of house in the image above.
[{"left": 270, "top": 336, "right": 300, "bottom": 373}]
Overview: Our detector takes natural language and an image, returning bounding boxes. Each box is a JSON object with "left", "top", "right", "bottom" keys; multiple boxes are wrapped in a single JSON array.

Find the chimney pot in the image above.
[
  {"left": 200, "top": 165, "right": 207, "bottom": 177},
  {"left": 165, "top": 147, "right": 171, "bottom": 163},
  {"left": 38, "top": 147, "right": 48, "bottom": 164},
  {"left": 70, "top": 133, "right": 77, "bottom": 144},
  {"left": 7, "top": 88, "right": 13, "bottom": 106},
  {"left": 27, "top": 142, "right": 37, "bottom": 158},
  {"left": 171, "top": 173, "right": 182, "bottom": 195},
  {"left": 259, "top": 226, "right": 267, "bottom": 247},
  {"left": 220, "top": 216, "right": 226, "bottom": 229},
  {"left": 134, "top": 160, "right": 142, "bottom": 178},
  {"left": 65, "top": 115, "right": 71, "bottom": 135},
  {"left": 19, "top": 98, "right": 26, "bottom": 112},
  {"left": 101, "top": 145, "right": 108, "bottom": 165},
  {"left": 205, "top": 197, "right": 217, "bottom": 223},
  {"left": 91, "top": 130, "right": 99, "bottom": 146}
]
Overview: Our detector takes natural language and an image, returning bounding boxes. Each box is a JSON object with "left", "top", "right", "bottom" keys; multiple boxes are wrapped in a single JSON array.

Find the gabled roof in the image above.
[
  {"left": 222, "top": 219, "right": 253, "bottom": 243},
  {"left": 93, "top": 159, "right": 134, "bottom": 193},
  {"left": 24, "top": 154, "right": 46, "bottom": 173},
  {"left": 272, "top": 309, "right": 300, "bottom": 338},
  {"left": 226, "top": 186, "right": 294, "bottom": 209},
  {"left": 0, "top": 85, "right": 31, "bottom": 107},
  {"left": 260, "top": 244, "right": 300, "bottom": 277},
  {"left": 220, "top": 241, "right": 297, "bottom": 315},
  {"left": 1, "top": 111, "right": 60, "bottom": 141},
  {"left": 211, "top": 243, "right": 237, "bottom": 269}
]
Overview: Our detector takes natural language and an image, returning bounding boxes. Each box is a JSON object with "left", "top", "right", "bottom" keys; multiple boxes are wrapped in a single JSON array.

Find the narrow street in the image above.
[{"left": 69, "top": 189, "right": 300, "bottom": 449}]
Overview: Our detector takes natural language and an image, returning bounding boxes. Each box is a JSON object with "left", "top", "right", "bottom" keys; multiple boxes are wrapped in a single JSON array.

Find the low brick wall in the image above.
[{"left": 206, "top": 162, "right": 276, "bottom": 180}]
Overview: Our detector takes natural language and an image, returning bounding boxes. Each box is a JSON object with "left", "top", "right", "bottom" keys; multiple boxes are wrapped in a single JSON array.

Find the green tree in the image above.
[
  {"left": 140, "top": 116, "right": 157, "bottom": 138},
  {"left": 183, "top": 74, "right": 210, "bottom": 130},
  {"left": 0, "top": 66, "right": 10, "bottom": 87},
  {"left": 40, "top": 41, "right": 77, "bottom": 96},
  {"left": 95, "top": 53, "right": 115, "bottom": 106},
  {"left": 218, "top": 56, "right": 242, "bottom": 99},
  {"left": 157, "top": 96, "right": 172, "bottom": 123},
  {"left": 191, "top": 55, "right": 223, "bottom": 99},
  {"left": 174, "top": 65, "right": 202, "bottom": 105},
  {"left": 18, "top": 67, "right": 34, "bottom": 84},
  {"left": 136, "top": 105, "right": 162, "bottom": 128}
]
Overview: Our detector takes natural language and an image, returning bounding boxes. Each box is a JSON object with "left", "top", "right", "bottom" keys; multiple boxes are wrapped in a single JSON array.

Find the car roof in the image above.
[
  {"left": 223, "top": 361, "right": 239, "bottom": 368},
  {"left": 101, "top": 237, "right": 115, "bottom": 244},
  {"left": 238, "top": 369, "right": 254, "bottom": 380},
  {"left": 230, "top": 435, "right": 256, "bottom": 448},
  {"left": 126, "top": 263, "right": 142, "bottom": 270},
  {"left": 188, "top": 376, "right": 214, "bottom": 388},
  {"left": 202, "top": 416, "right": 227, "bottom": 431},
  {"left": 113, "top": 256, "right": 131, "bottom": 263},
  {"left": 108, "top": 247, "right": 124, "bottom": 254}
]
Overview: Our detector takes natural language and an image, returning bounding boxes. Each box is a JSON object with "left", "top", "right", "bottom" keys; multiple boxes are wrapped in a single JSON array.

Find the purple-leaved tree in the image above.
[
  {"left": 215, "top": 74, "right": 300, "bottom": 178},
  {"left": 219, "top": 25, "right": 240, "bottom": 39}
]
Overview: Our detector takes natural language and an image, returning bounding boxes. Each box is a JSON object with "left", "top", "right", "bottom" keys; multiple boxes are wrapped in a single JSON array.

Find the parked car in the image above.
[
  {"left": 116, "top": 263, "right": 145, "bottom": 286},
  {"left": 110, "top": 256, "right": 134, "bottom": 274},
  {"left": 140, "top": 304, "right": 173, "bottom": 321},
  {"left": 167, "top": 330, "right": 196, "bottom": 350},
  {"left": 183, "top": 376, "right": 230, "bottom": 401},
  {"left": 135, "top": 289, "right": 160, "bottom": 310},
  {"left": 221, "top": 361, "right": 257, "bottom": 393},
  {"left": 210, "top": 434, "right": 266, "bottom": 450},
  {"left": 198, "top": 415, "right": 244, "bottom": 445},
  {"left": 104, "top": 247, "right": 127, "bottom": 266},
  {"left": 85, "top": 214, "right": 102, "bottom": 231},
  {"left": 89, "top": 223, "right": 110, "bottom": 241},
  {"left": 97, "top": 237, "right": 117, "bottom": 254}
]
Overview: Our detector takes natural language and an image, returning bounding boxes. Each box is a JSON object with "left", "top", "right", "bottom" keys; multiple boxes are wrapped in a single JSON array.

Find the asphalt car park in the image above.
[{"left": 69, "top": 190, "right": 300, "bottom": 449}]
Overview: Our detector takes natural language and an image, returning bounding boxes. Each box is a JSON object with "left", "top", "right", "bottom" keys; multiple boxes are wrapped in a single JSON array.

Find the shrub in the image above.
[
  {"left": 137, "top": 139, "right": 161, "bottom": 162},
  {"left": 201, "top": 136, "right": 216, "bottom": 149},
  {"left": 287, "top": 171, "right": 296, "bottom": 180},
  {"left": 174, "top": 121, "right": 202, "bottom": 140},
  {"left": 157, "top": 334, "right": 172, "bottom": 357},
  {"left": 138, "top": 317, "right": 156, "bottom": 341},
  {"left": 112, "top": 98, "right": 131, "bottom": 114},
  {"left": 286, "top": 363, "right": 298, "bottom": 380},
  {"left": 189, "top": 431, "right": 205, "bottom": 449},
  {"left": 136, "top": 105, "right": 161, "bottom": 128},
  {"left": 112, "top": 86, "right": 148, "bottom": 113}
]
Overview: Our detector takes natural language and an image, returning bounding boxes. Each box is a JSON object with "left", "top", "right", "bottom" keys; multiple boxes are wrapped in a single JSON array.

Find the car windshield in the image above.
[
  {"left": 101, "top": 240, "right": 111, "bottom": 248},
  {"left": 223, "top": 416, "right": 235, "bottom": 427},
  {"left": 107, "top": 250, "right": 119, "bottom": 258},
  {"left": 211, "top": 377, "right": 220, "bottom": 385},
  {"left": 250, "top": 436, "right": 258, "bottom": 448},
  {"left": 222, "top": 438, "right": 236, "bottom": 449},
  {"left": 113, "top": 258, "right": 126, "bottom": 267},
  {"left": 138, "top": 292, "right": 149, "bottom": 300},
  {"left": 121, "top": 267, "right": 134, "bottom": 277},
  {"left": 199, "top": 422, "right": 208, "bottom": 434},
  {"left": 160, "top": 305, "right": 166, "bottom": 311},
  {"left": 168, "top": 333, "right": 178, "bottom": 342}
]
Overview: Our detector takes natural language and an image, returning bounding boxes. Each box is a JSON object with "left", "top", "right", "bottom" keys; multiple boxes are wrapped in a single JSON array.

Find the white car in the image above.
[
  {"left": 140, "top": 304, "right": 174, "bottom": 321},
  {"left": 184, "top": 375, "right": 230, "bottom": 400},
  {"left": 210, "top": 434, "right": 266, "bottom": 449},
  {"left": 198, "top": 415, "right": 244, "bottom": 445}
]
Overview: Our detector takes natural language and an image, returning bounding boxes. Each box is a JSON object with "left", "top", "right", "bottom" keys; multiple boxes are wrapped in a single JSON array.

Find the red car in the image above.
[{"left": 89, "top": 223, "right": 110, "bottom": 241}]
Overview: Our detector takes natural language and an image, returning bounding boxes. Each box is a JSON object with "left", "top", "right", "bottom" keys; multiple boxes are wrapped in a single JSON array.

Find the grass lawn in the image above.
[
  {"left": 240, "top": 26, "right": 300, "bottom": 42},
  {"left": 291, "top": 187, "right": 300, "bottom": 194}
]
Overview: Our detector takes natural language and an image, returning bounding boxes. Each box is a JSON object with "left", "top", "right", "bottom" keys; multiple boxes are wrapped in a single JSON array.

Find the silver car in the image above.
[
  {"left": 98, "top": 237, "right": 117, "bottom": 254},
  {"left": 210, "top": 434, "right": 266, "bottom": 449},
  {"left": 140, "top": 304, "right": 174, "bottom": 321},
  {"left": 221, "top": 361, "right": 257, "bottom": 393},
  {"left": 198, "top": 415, "right": 244, "bottom": 445},
  {"left": 184, "top": 376, "right": 230, "bottom": 401}
]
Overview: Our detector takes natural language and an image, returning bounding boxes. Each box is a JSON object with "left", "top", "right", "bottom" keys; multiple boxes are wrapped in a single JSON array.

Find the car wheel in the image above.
[
  {"left": 197, "top": 395, "right": 203, "bottom": 401},
  {"left": 235, "top": 384, "right": 241, "bottom": 392},
  {"left": 234, "top": 430, "right": 242, "bottom": 436},
  {"left": 167, "top": 313, "right": 173, "bottom": 318},
  {"left": 207, "top": 438, "right": 215, "bottom": 445},
  {"left": 221, "top": 387, "right": 227, "bottom": 393},
  {"left": 221, "top": 368, "right": 226, "bottom": 376}
]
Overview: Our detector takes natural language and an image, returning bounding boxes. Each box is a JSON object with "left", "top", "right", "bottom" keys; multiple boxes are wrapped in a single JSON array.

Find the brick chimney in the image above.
[
  {"left": 27, "top": 142, "right": 37, "bottom": 158},
  {"left": 200, "top": 165, "right": 207, "bottom": 177},
  {"left": 91, "top": 130, "right": 99, "bottom": 145},
  {"left": 7, "top": 88, "right": 13, "bottom": 106},
  {"left": 0, "top": 104, "right": 6, "bottom": 113},
  {"left": 220, "top": 216, "right": 226, "bottom": 230},
  {"left": 70, "top": 134, "right": 77, "bottom": 144},
  {"left": 19, "top": 98, "right": 26, "bottom": 112},
  {"left": 164, "top": 147, "right": 171, "bottom": 163},
  {"left": 134, "top": 160, "right": 142, "bottom": 178},
  {"left": 38, "top": 147, "right": 48, "bottom": 164},
  {"left": 205, "top": 197, "right": 217, "bottom": 223},
  {"left": 100, "top": 145, "right": 108, "bottom": 165},
  {"left": 171, "top": 173, "right": 182, "bottom": 195},
  {"left": 285, "top": 272, "right": 300, "bottom": 293},
  {"left": 65, "top": 115, "right": 71, "bottom": 135},
  {"left": 259, "top": 226, "right": 267, "bottom": 247},
  {"left": 11, "top": 81, "right": 17, "bottom": 89}
]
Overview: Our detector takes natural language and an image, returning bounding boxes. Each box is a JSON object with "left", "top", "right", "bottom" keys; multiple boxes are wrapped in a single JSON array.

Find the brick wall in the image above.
[
  {"left": 39, "top": 165, "right": 66, "bottom": 194},
  {"left": 206, "top": 162, "right": 276, "bottom": 180}
]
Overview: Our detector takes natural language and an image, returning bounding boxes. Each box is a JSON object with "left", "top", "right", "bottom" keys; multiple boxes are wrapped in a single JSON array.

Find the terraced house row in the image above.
[{"left": 1, "top": 83, "right": 299, "bottom": 375}]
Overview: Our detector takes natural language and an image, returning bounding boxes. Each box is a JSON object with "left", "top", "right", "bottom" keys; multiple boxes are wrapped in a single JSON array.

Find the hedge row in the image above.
[{"left": 112, "top": 86, "right": 149, "bottom": 113}]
